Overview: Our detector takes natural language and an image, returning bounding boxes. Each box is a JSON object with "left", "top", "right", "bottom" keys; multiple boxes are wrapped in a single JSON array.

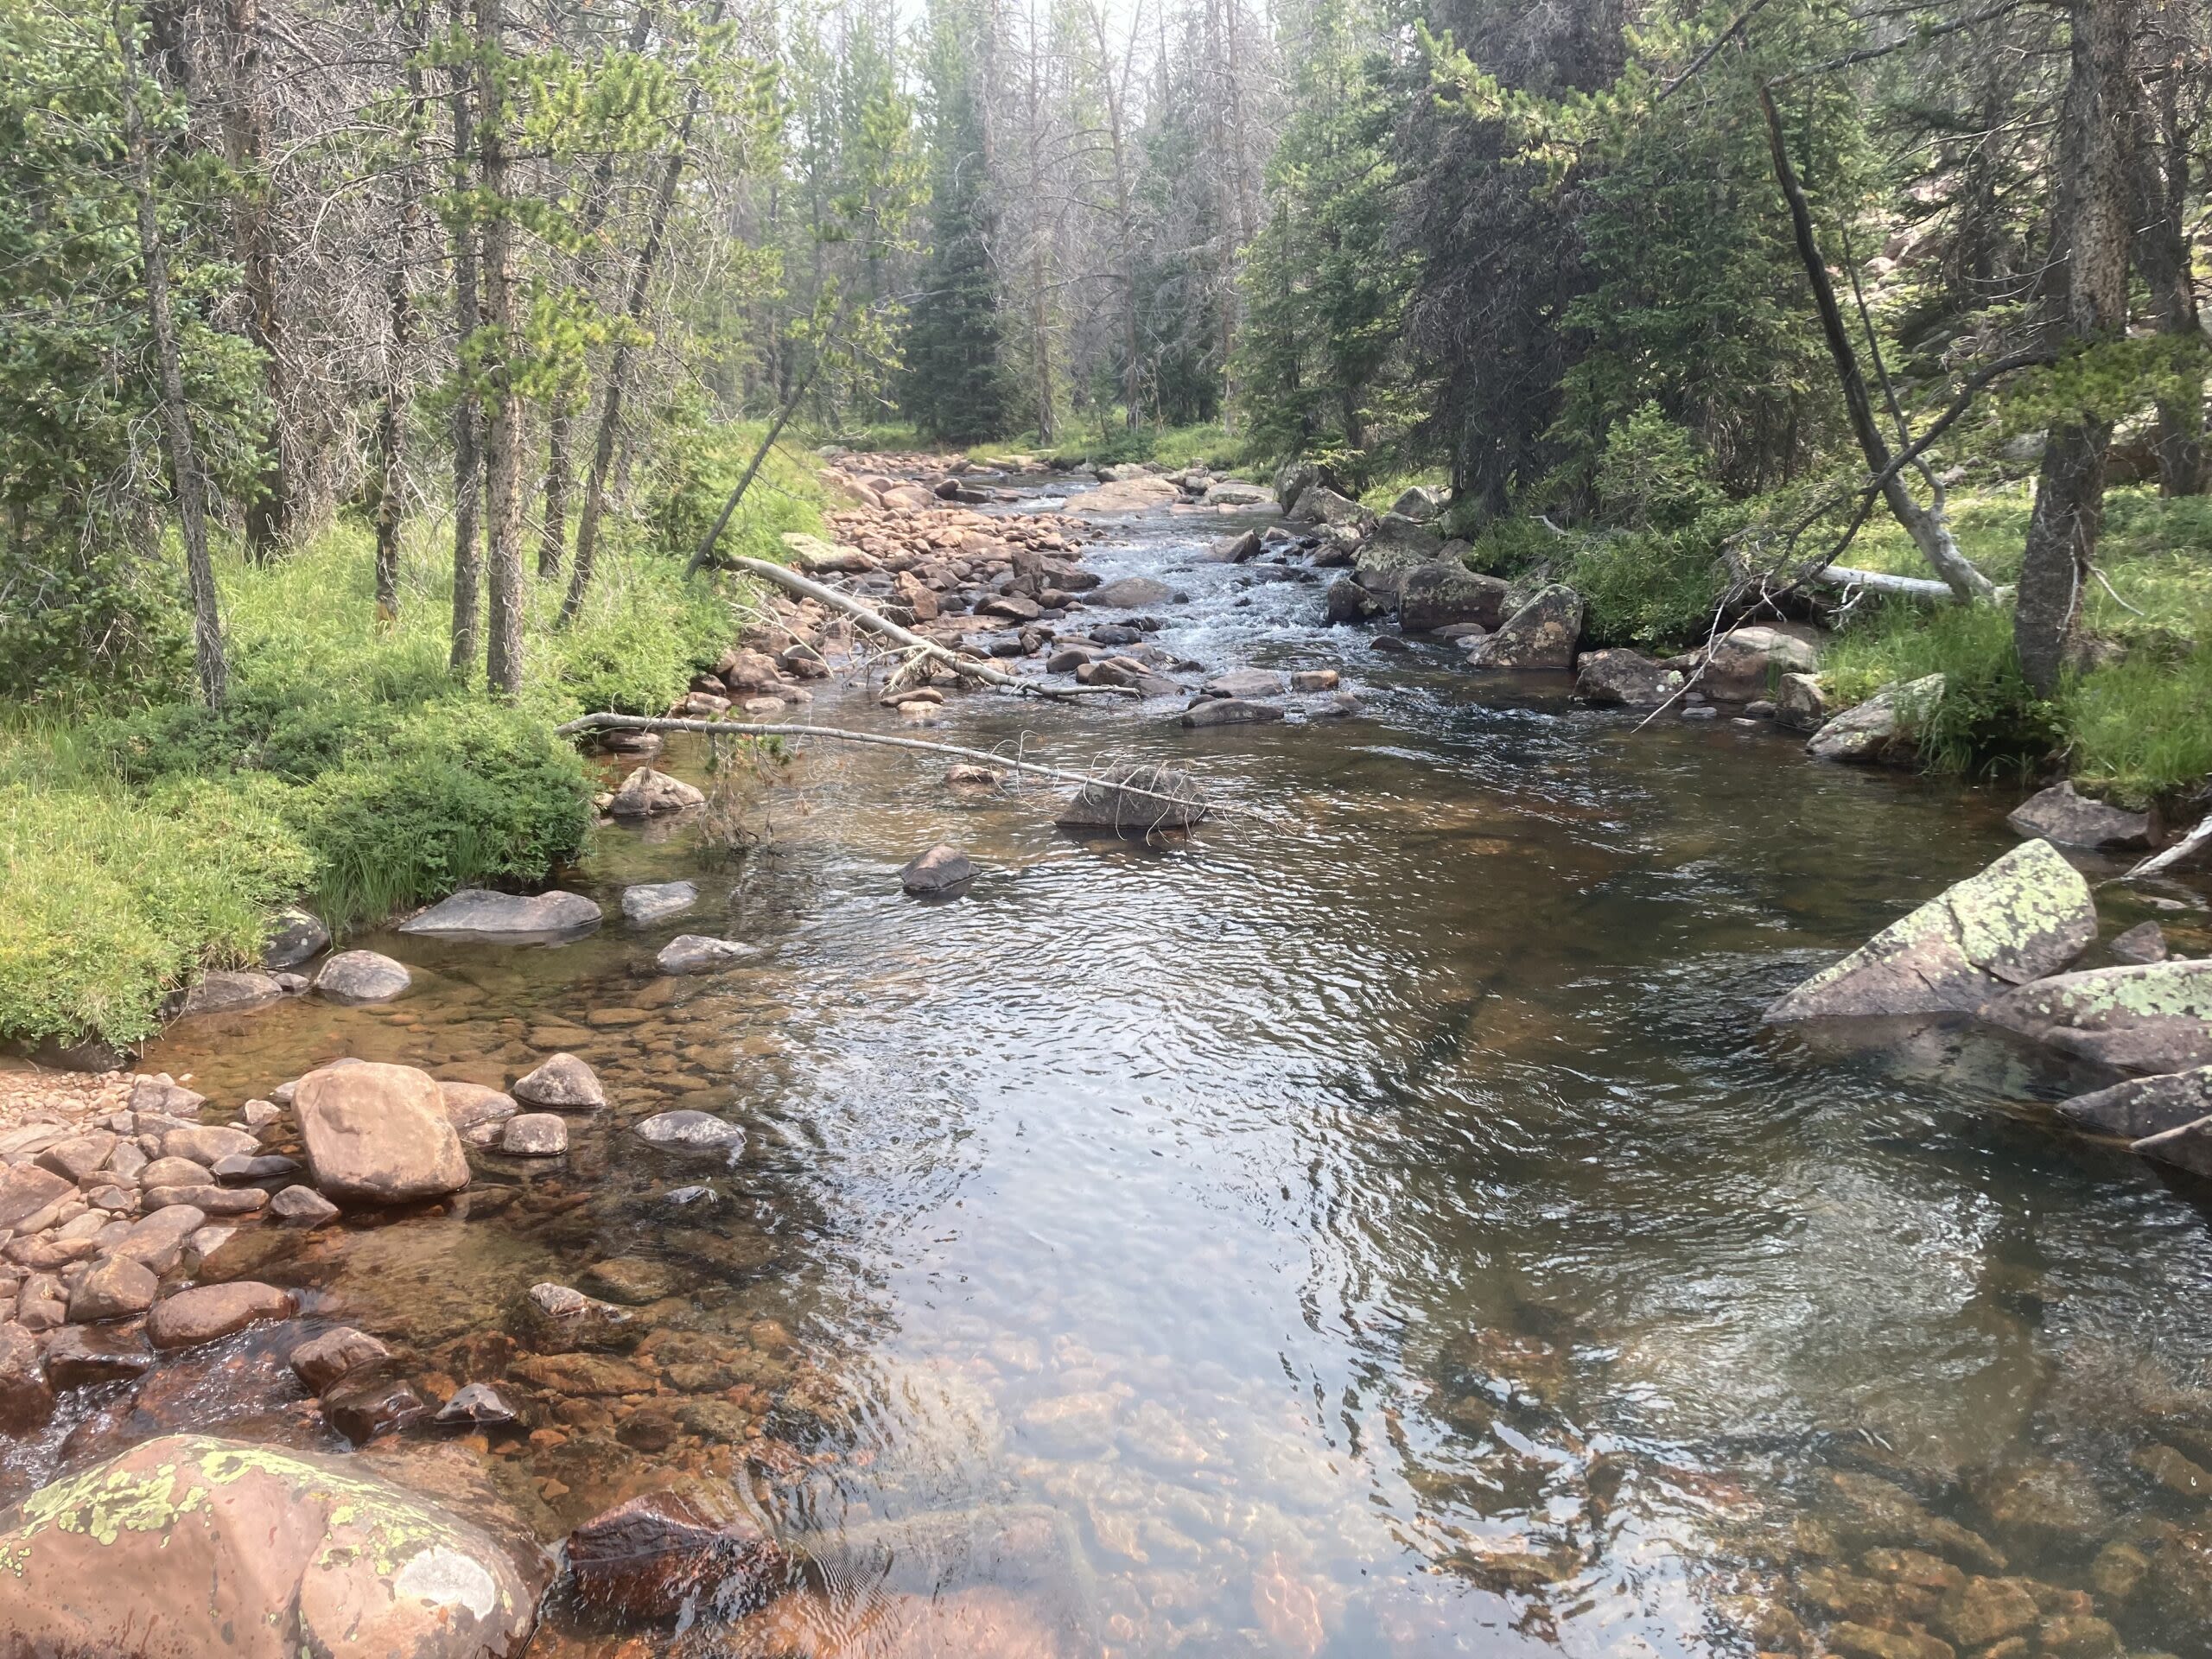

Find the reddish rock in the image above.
[
  {"left": 295, "top": 1061, "right": 471, "bottom": 1205},
  {"left": 146, "top": 1281, "right": 296, "bottom": 1350},
  {"left": 289, "top": 1325, "right": 392, "bottom": 1394},
  {"left": 567, "top": 1490, "right": 794, "bottom": 1620}
]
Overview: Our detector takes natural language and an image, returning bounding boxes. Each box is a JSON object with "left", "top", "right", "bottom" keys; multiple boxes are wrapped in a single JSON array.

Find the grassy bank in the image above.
[{"left": 0, "top": 429, "right": 823, "bottom": 1052}]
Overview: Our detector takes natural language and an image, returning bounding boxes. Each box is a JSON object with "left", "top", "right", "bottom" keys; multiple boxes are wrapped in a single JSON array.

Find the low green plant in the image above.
[
  {"left": 2064, "top": 647, "right": 2212, "bottom": 807},
  {"left": 1564, "top": 521, "right": 1732, "bottom": 650},
  {"left": 1821, "top": 599, "right": 2063, "bottom": 779}
]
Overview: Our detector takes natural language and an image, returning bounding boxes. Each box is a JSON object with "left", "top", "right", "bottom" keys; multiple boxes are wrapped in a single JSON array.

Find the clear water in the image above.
[{"left": 113, "top": 497, "right": 2212, "bottom": 1656}]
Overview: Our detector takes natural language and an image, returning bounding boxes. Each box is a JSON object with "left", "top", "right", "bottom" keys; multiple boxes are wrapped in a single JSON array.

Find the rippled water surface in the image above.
[{"left": 137, "top": 499, "right": 2212, "bottom": 1656}]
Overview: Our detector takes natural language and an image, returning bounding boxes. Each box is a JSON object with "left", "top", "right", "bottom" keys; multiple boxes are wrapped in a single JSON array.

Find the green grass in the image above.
[{"left": 0, "top": 423, "right": 826, "bottom": 1049}]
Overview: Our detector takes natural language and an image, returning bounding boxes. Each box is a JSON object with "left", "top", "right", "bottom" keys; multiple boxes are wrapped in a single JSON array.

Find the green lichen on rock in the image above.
[
  {"left": 1981, "top": 959, "right": 2212, "bottom": 1074},
  {"left": 1767, "top": 839, "right": 2095, "bottom": 1021}
]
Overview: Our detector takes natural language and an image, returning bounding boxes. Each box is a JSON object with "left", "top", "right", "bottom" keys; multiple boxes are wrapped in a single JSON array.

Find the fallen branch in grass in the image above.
[{"left": 1809, "top": 564, "right": 1962, "bottom": 602}]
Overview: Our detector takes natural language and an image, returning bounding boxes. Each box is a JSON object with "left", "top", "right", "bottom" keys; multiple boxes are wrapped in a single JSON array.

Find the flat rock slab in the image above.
[
  {"left": 314, "top": 950, "right": 411, "bottom": 1004},
  {"left": 2058, "top": 1065, "right": 2212, "bottom": 1139},
  {"left": 1203, "top": 669, "right": 1287, "bottom": 699},
  {"left": 1980, "top": 959, "right": 2212, "bottom": 1075},
  {"left": 1766, "top": 839, "right": 2096, "bottom": 1021},
  {"left": 146, "top": 1281, "right": 296, "bottom": 1349},
  {"left": 2006, "top": 781, "right": 2152, "bottom": 851},
  {"left": 634, "top": 1112, "right": 744, "bottom": 1154},
  {"left": 0, "top": 1432, "right": 544, "bottom": 1657},
  {"left": 1181, "top": 697, "right": 1283, "bottom": 729},
  {"left": 400, "top": 888, "right": 602, "bottom": 939},
  {"left": 621, "top": 880, "right": 698, "bottom": 924},
  {"left": 657, "top": 936, "right": 756, "bottom": 976}
]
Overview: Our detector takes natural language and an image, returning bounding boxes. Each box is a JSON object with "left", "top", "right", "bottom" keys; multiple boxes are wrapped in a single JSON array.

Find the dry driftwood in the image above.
[
  {"left": 1809, "top": 564, "right": 1961, "bottom": 602},
  {"left": 2125, "top": 815, "right": 2212, "bottom": 882}
]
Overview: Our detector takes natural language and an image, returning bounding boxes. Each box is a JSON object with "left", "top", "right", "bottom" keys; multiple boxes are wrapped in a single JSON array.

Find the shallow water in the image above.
[{"left": 130, "top": 497, "right": 2212, "bottom": 1656}]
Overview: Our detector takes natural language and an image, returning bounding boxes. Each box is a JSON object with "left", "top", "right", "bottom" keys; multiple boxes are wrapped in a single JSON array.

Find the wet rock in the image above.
[
  {"left": 16, "top": 1277, "right": 65, "bottom": 1332},
  {"left": 499, "top": 1114, "right": 568, "bottom": 1157},
  {"left": 1323, "top": 575, "right": 1386, "bottom": 625},
  {"left": 581, "top": 1257, "right": 688, "bottom": 1306},
  {"left": 1808, "top": 674, "right": 1944, "bottom": 766},
  {"left": 1056, "top": 763, "right": 1207, "bottom": 835},
  {"left": 0, "top": 1321, "right": 53, "bottom": 1430},
  {"left": 1574, "top": 649, "right": 1684, "bottom": 708},
  {"left": 1471, "top": 583, "right": 1584, "bottom": 670},
  {"left": 899, "top": 844, "right": 974, "bottom": 896},
  {"left": 1289, "top": 669, "right": 1340, "bottom": 693},
  {"left": 657, "top": 934, "right": 754, "bottom": 975},
  {"left": 1969, "top": 1459, "right": 2111, "bottom": 1559},
  {"left": 1821, "top": 1470, "right": 2007, "bottom": 1573},
  {"left": 110, "top": 1203, "right": 207, "bottom": 1274},
  {"left": 290, "top": 1325, "right": 391, "bottom": 1393},
  {"left": 1090, "top": 575, "right": 1175, "bottom": 608},
  {"left": 296, "top": 1061, "right": 471, "bottom": 1205},
  {"left": 146, "top": 1281, "right": 295, "bottom": 1350},
  {"left": 179, "top": 969, "right": 287, "bottom": 1016},
  {"left": 324, "top": 1371, "right": 429, "bottom": 1445},
  {"left": 439, "top": 1081, "right": 518, "bottom": 1137},
  {"left": 1766, "top": 839, "right": 2095, "bottom": 1021},
  {"left": 567, "top": 1489, "right": 793, "bottom": 1621},
  {"left": 67, "top": 1254, "right": 157, "bottom": 1322},
  {"left": 1181, "top": 696, "right": 1283, "bottom": 728},
  {"left": 1694, "top": 626, "right": 1819, "bottom": 702},
  {"left": 2133, "top": 1440, "right": 2212, "bottom": 1497},
  {"left": 164, "top": 1123, "right": 260, "bottom": 1164},
  {"left": 2006, "top": 782, "right": 2152, "bottom": 851},
  {"left": 36, "top": 1130, "right": 118, "bottom": 1183},
  {"left": 263, "top": 906, "right": 330, "bottom": 969},
  {"left": 437, "top": 1382, "right": 520, "bottom": 1428},
  {"left": 518, "top": 1282, "right": 637, "bottom": 1352},
  {"left": 143, "top": 1154, "right": 215, "bottom": 1188},
  {"left": 0, "top": 1165, "right": 73, "bottom": 1230},
  {"left": 2037, "top": 1613, "right": 2123, "bottom": 1658},
  {"left": 508, "top": 1350, "right": 653, "bottom": 1396},
  {"left": 2110, "top": 919, "right": 2168, "bottom": 964},
  {"left": 1932, "top": 1575, "right": 2040, "bottom": 1647},
  {"left": 512, "top": 1052, "right": 607, "bottom": 1111},
  {"left": 314, "top": 949, "right": 412, "bottom": 1004},
  {"left": 1203, "top": 527, "right": 1263, "bottom": 562},
  {"left": 621, "top": 880, "right": 697, "bottom": 924},
  {"left": 1825, "top": 1622, "right": 1955, "bottom": 1659},
  {"left": 2056, "top": 1065, "right": 2212, "bottom": 1138},
  {"left": 1203, "top": 667, "right": 1287, "bottom": 698},
  {"left": 0, "top": 1432, "right": 544, "bottom": 1656},
  {"left": 185, "top": 1223, "right": 236, "bottom": 1263},
  {"left": 270, "top": 1184, "right": 340, "bottom": 1226},
  {"left": 43, "top": 1322, "right": 154, "bottom": 1389},
  {"left": 634, "top": 1111, "right": 743, "bottom": 1154},
  {"left": 1398, "top": 564, "right": 1508, "bottom": 633},
  {"left": 608, "top": 766, "right": 706, "bottom": 817},
  {"left": 1980, "top": 959, "right": 2212, "bottom": 1075},
  {"left": 147, "top": 1181, "right": 267, "bottom": 1216},
  {"left": 2132, "top": 1116, "right": 2212, "bottom": 1178},
  {"left": 400, "top": 888, "right": 602, "bottom": 938},
  {"left": 213, "top": 1152, "right": 300, "bottom": 1182}
]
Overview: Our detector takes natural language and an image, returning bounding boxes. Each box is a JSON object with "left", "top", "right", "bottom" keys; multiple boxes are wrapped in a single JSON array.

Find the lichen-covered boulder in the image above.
[
  {"left": 1398, "top": 563, "right": 1507, "bottom": 633},
  {"left": 1574, "top": 649, "right": 1683, "bottom": 708},
  {"left": 1807, "top": 674, "right": 1943, "bottom": 766},
  {"left": 1980, "top": 959, "right": 2212, "bottom": 1075},
  {"left": 1471, "top": 584, "right": 1584, "bottom": 670},
  {"left": 1765, "top": 839, "right": 2095, "bottom": 1021},
  {"left": 2056, "top": 1065, "right": 2212, "bottom": 1138},
  {"left": 0, "top": 1433, "right": 545, "bottom": 1657}
]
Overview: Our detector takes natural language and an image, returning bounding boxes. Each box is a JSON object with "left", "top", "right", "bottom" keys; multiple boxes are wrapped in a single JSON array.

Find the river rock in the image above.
[
  {"left": 1290, "top": 669, "right": 1340, "bottom": 692},
  {"left": 2056, "top": 1065, "right": 2212, "bottom": 1138},
  {"left": 1090, "top": 575, "right": 1176, "bottom": 608},
  {"left": 439, "top": 1081, "right": 518, "bottom": 1136},
  {"left": 111, "top": 1203, "right": 207, "bottom": 1274},
  {"left": 1819, "top": 1470, "right": 2006, "bottom": 1573},
  {"left": 399, "top": 888, "right": 603, "bottom": 938},
  {"left": 1322, "top": 575, "right": 1386, "bottom": 625},
  {"left": 1979, "top": 959, "right": 2212, "bottom": 1074},
  {"left": 146, "top": 1281, "right": 296, "bottom": 1349},
  {"left": 180, "top": 969, "right": 287, "bottom": 1016},
  {"left": 270, "top": 1183, "right": 340, "bottom": 1226},
  {"left": 147, "top": 1181, "right": 266, "bottom": 1216},
  {"left": 1777, "top": 671, "right": 1827, "bottom": 731},
  {"left": 635, "top": 1112, "right": 743, "bottom": 1154},
  {"left": 899, "top": 844, "right": 973, "bottom": 896},
  {"left": 1063, "top": 474, "right": 1181, "bottom": 512},
  {"left": 0, "top": 1433, "right": 543, "bottom": 1656},
  {"left": 2130, "top": 1116, "right": 2212, "bottom": 1177},
  {"left": 622, "top": 880, "right": 698, "bottom": 924},
  {"left": 289, "top": 1325, "right": 391, "bottom": 1393},
  {"left": 657, "top": 935, "right": 754, "bottom": 975},
  {"left": 2005, "top": 781, "right": 2152, "bottom": 851},
  {"left": 1203, "top": 668, "right": 1286, "bottom": 698},
  {"left": 213, "top": 1152, "right": 299, "bottom": 1182},
  {"left": 164, "top": 1123, "right": 260, "bottom": 1165},
  {"left": 1808, "top": 674, "right": 1944, "bottom": 766},
  {"left": 1575, "top": 649, "right": 1684, "bottom": 708},
  {"left": 1765, "top": 839, "right": 2095, "bottom": 1021},
  {"left": 1286, "top": 484, "right": 1371, "bottom": 530},
  {"left": 567, "top": 1489, "right": 793, "bottom": 1621},
  {"left": 67, "top": 1255, "right": 158, "bottom": 1322},
  {"left": 1400, "top": 564, "right": 1507, "bottom": 633},
  {"left": 324, "top": 1371, "right": 429, "bottom": 1445},
  {"left": 296, "top": 1061, "right": 472, "bottom": 1205},
  {"left": 1694, "top": 626, "right": 1818, "bottom": 702},
  {"left": 43, "top": 1322, "right": 154, "bottom": 1389},
  {"left": 499, "top": 1114, "right": 568, "bottom": 1156},
  {"left": 438, "top": 1381, "right": 521, "bottom": 1428},
  {"left": 1202, "top": 528, "right": 1263, "bottom": 563},
  {"left": 1471, "top": 584, "right": 1584, "bottom": 670},
  {"left": 0, "top": 1322, "right": 53, "bottom": 1430},
  {"left": 262, "top": 906, "right": 330, "bottom": 969},
  {"left": 0, "top": 1165, "right": 71, "bottom": 1231},
  {"left": 142, "top": 1155, "right": 213, "bottom": 1189},
  {"left": 35, "top": 1130, "right": 117, "bottom": 1183},
  {"left": 1202, "top": 480, "right": 1272, "bottom": 506},
  {"left": 608, "top": 767, "right": 706, "bottom": 817},
  {"left": 512, "top": 1052, "right": 607, "bottom": 1110},
  {"left": 2108, "top": 920, "right": 2167, "bottom": 964},
  {"left": 1056, "top": 764, "right": 1207, "bottom": 835},
  {"left": 314, "top": 950, "right": 412, "bottom": 1004},
  {"left": 1182, "top": 696, "right": 1283, "bottom": 728}
]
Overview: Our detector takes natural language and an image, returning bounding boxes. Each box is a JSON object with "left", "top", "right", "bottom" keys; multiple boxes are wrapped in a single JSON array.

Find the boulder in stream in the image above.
[
  {"left": 0, "top": 1432, "right": 544, "bottom": 1657},
  {"left": 1574, "top": 649, "right": 1683, "bottom": 708},
  {"left": 1056, "top": 764, "right": 1207, "bottom": 836},
  {"left": 1980, "top": 959, "right": 2212, "bottom": 1074},
  {"left": 1181, "top": 696, "right": 1283, "bottom": 728},
  {"left": 608, "top": 766, "right": 706, "bottom": 817},
  {"left": 1807, "top": 675, "right": 1943, "bottom": 766},
  {"left": 1399, "top": 563, "right": 1508, "bottom": 633},
  {"left": 313, "top": 949, "right": 411, "bottom": 1004},
  {"left": 0, "top": 1323, "right": 53, "bottom": 1431},
  {"left": 1691, "top": 626, "right": 1818, "bottom": 702},
  {"left": 290, "top": 1325, "right": 391, "bottom": 1393},
  {"left": 295, "top": 1061, "right": 472, "bottom": 1204},
  {"left": 1764, "top": 838, "right": 2096, "bottom": 1022},
  {"left": 512, "top": 1052, "right": 607, "bottom": 1111},
  {"left": 1202, "top": 668, "right": 1286, "bottom": 698},
  {"left": 658, "top": 935, "right": 756, "bottom": 975},
  {"left": 1286, "top": 484, "right": 1373, "bottom": 531},
  {"left": 2057, "top": 1064, "right": 2212, "bottom": 1138},
  {"left": 1324, "top": 575, "right": 1387, "bottom": 625},
  {"left": 621, "top": 880, "right": 698, "bottom": 923},
  {"left": 899, "top": 844, "right": 974, "bottom": 896},
  {"left": 1471, "top": 584, "right": 1584, "bottom": 670},
  {"left": 499, "top": 1113, "right": 568, "bottom": 1156},
  {"left": 2005, "top": 781, "right": 2152, "bottom": 851},
  {"left": 399, "top": 888, "right": 602, "bottom": 938},
  {"left": 634, "top": 1111, "right": 744, "bottom": 1154},
  {"left": 567, "top": 1489, "right": 794, "bottom": 1621},
  {"left": 262, "top": 906, "right": 330, "bottom": 969},
  {"left": 178, "top": 969, "right": 287, "bottom": 1016},
  {"left": 1090, "top": 575, "right": 1177, "bottom": 608},
  {"left": 2108, "top": 919, "right": 2167, "bottom": 964}
]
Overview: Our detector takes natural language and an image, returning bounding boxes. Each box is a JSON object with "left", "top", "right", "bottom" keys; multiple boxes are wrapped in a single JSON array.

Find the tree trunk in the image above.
[
  {"left": 125, "top": 39, "right": 227, "bottom": 708},
  {"left": 2130, "top": 68, "right": 2207, "bottom": 496},
  {"left": 477, "top": 0, "right": 525, "bottom": 696},
  {"left": 372, "top": 1, "right": 431, "bottom": 625},
  {"left": 221, "top": 0, "right": 291, "bottom": 559},
  {"left": 448, "top": 0, "right": 485, "bottom": 677},
  {"left": 2017, "top": 0, "right": 2135, "bottom": 696}
]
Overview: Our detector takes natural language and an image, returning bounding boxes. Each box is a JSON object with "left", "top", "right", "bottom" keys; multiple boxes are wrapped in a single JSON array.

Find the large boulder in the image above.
[
  {"left": 2005, "top": 782, "right": 2152, "bottom": 851},
  {"left": 1574, "top": 650, "right": 1684, "bottom": 708},
  {"left": 2057, "top": 1065, "right": 2212, "bottom": 1139},
  {"left": 1980, "top": 960, "right": 2212, "bottom": 1075},
  {"left": 1287, "top": 484, "right": 1372, "bottom": 531},
  {"left": 262, "top": 906, "right": 330, "bottom": 970},
  {"left": 1398, "top": 563, "right": 1507, "bottom": 633},
  {"left": 1055, "top": 764, "right": 1208, "bottom": 836},
  {"left": 1777, "top": 672, "right": 1827, "bottom": 732},
  {"left": 899, "top": 844, "right": 974, "bottom": 896},
  {"left": 1691, "top": 626, "right": 1818, "bottom": 702},
  {"left": 1089, "top": 575, "right": 1175, "bottom": 609},
  {"left": 1061, "top": 474, "right": 1180, "bottom": 512},
  {"left": 295, "top": 1061, "right": 472, "bottom": 1205},
  {"left": 1324, "top": 575, "right": 1387, "bottom": 625},
  {"left": 1807, "top": 675, "right": 1943, "bottom": 766},
  {"left": 398, "top": 888, "right": 601, "bottom": 938},
  {"left": 1203, "top": 668, "right": 1286, "bottom": 699},
  {"left": 1200, "top": 480, "right": 1271, "bottom": 506},
  {"left": 1390, "top": 485, "right": 1445, "bottom": 521},
  {"left": 1764, "top": 839, "right": 2096, "bottom": 1021},
  {"left": 313, "top": 950, "right": 411, "bottom": 1004},
  {"left": 1273, "top": 458, "right": 1345, "bottom": 513},
  {"left": 1349, "top": 529, "right": 1440, "bottom": 600},
  {"left": 608, "top": 767, "right": 706, "bottom": 817},
  {"left": 1471, "top": 584, "right": 1584, "bottom": 670},
  {"left": 0, "top": 1433, "right": 544, "bottom": 1657},
  {"left": 2132, "top": 1116, "right": 2212, "bottom": 1178}
]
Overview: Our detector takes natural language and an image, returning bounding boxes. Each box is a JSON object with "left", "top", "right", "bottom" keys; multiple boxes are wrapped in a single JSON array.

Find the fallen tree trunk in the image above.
[
  {"left": 1810, "top": 564, "right": 1962, "bottom": 602},
  {"left": 714, "top": 553, "right": 1137, "bottom": 701},
  {"left": 555, "top": 711, "right": 1215, "bottom": 815},
  {"left": 2125, "top": 815, "right": 2212, "bottom": 882}
]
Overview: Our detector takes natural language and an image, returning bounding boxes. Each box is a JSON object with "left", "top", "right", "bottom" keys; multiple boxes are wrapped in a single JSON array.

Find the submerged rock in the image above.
[
  {"left": 313, "top": 949, "right": 411, "bottom": 1004},
  {"left": 289, "top": 1325, "right": 391, "bottom": 1393},
  {"left": 620, "top": 880, "right": 698, "bottom": 923},
  {"left": 399, "top": 888, "right": 601, "bottom": 938},
  {"left": 1056, "top": 763, "right": 1207, "bottom": 835},
  {"left": 1980, "top": 959, "right": 2212, "bottom": 1074},
  {"left": 1471, "top": 584, "right": 1583, "bottom": 670},
  {"left": 635, "top": 1111, "right": 743, "bottom": 1154},
  {"left": 512, "top": 1052, "right": 607, "bottom": 1111},
  {"left": 1766, "top": 839, "right": 2096, "bottom": 1021},
  {"left": 437, "top": 1382, "right": 521, "bottom": 1429},
  {"left": 0, "top": 1324, "right": 54, "bottom": 1430},
  {"left": 567, "top": 1489, "right": 793, "bottom": 1621},
  {"left": 2006, "top": 781, "right": 2152, "bottom": 851},
  {"left": 2056, "top": 1065, "right": 2212, "bottom": 1138},
  {"left": 899, "top": 844, "right": 974, "bottom": 896},
  {"left": 1181, "top": 696, "right": 1283, "bottom": 728},
  {"left": 0, "top": 1433, "right": 544, "bottom": 1656},
  {"left": 295, "top": 1061, "right": 472, "bottom": 1205},
  {"left": 657, "top": 934, "right": 756, "bottom": 975},
  {"left": 146, "top": 1281, "right": 296, "bottom": 1349},
  {"left": 1808, "top": 674, "right": 1943, "bottom": 766}
]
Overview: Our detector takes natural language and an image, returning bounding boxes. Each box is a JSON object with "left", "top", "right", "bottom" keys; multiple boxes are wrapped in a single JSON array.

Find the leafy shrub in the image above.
[
  {"left": 1594, "top": 402, "right": 1722, "bottom": 532},
  {"left": 1566, "top": 524, "right": 1731, "bottom": 650}
]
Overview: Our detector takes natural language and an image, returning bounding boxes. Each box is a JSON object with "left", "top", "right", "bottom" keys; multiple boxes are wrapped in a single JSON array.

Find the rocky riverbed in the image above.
[{"left": 2, "top": 453, "right": 2210, "bottom": 1657}]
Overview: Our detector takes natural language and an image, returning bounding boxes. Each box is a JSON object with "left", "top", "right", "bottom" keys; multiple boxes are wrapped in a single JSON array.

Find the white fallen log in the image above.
[
  {"left": 1808, "top": 564, "right": 1961, "bottom": 601},
  {"left": 2124, "top": 814, "right": 2212, "bottom": 882}
]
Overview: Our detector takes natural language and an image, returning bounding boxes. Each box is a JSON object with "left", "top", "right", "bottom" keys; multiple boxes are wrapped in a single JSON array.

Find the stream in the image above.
[{"left": 99, "top": 486, "right": 2212, "bottom": 1654}]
